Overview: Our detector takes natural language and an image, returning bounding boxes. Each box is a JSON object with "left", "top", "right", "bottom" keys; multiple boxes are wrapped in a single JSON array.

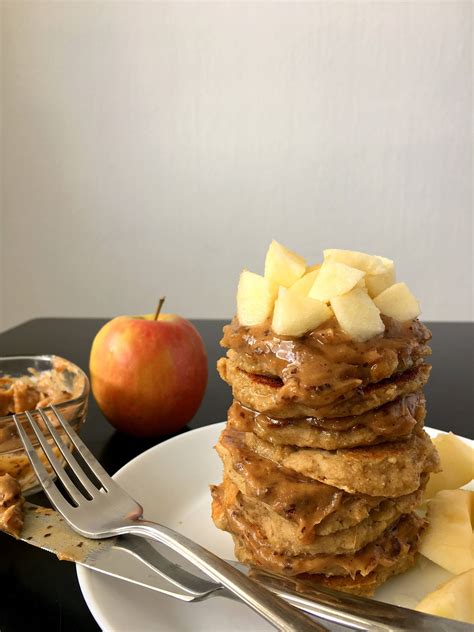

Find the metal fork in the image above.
[{"left": 13, "top": 406, "right": 327, "bottom": 632}]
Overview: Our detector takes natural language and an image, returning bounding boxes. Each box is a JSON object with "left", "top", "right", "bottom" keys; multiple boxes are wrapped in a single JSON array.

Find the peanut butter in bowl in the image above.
[{"left": 0, "top": 355, "right": 89, "bottom": 493}]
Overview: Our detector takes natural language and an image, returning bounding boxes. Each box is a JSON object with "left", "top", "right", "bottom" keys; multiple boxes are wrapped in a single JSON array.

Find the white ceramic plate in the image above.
[{"left": 77, "top": 423, "right": 471, "bottom": 632}]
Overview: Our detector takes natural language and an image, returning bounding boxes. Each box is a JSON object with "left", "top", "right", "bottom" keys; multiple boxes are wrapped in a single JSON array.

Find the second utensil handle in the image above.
[{"left": 123, "top": 519, "right": 327, "bottom": 632}]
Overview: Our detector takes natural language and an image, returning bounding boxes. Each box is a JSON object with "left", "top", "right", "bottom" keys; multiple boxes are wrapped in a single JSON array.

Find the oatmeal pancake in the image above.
[
  {"left": 227, "top": 393, "right": 425, "bottom": 449},
  {"left": 212, "top": 476, "right": 425, "bottom": 556},
  {"left": 218, "top": 358, "right": 431, "bottom": 419},
  {"left": 220, "top": 316, "right": 431, "bottom": 408},
  {"left": 215, "top": 428, "right": 429, "bottom": 539},
  {"left": 218, "top": 490, "right": 426, "bottom": 578},
  {"left": 245, "top": 429, "right": 440, "bottom": 497}
]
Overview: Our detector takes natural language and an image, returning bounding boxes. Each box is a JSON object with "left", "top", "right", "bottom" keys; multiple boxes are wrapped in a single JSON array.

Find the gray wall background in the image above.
[{"left": 1, "top": 1, "right": 472, "bottom": 331}]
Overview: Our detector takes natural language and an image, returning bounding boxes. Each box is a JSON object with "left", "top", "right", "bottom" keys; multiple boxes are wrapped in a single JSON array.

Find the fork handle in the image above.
[{"left": 122, "top": 520, "right": 327, "bottom": 632}]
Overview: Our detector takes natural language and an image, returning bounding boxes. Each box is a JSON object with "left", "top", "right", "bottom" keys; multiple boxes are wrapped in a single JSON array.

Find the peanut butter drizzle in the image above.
[
  {"left": 230, "top": 394, "right": 422, "bottom": 436},
  {"left": 220, "top": 429, "right": 343, "bottom": 535},
  {"left": 221, "top": 316, "right": 431, "bottom": 409}
]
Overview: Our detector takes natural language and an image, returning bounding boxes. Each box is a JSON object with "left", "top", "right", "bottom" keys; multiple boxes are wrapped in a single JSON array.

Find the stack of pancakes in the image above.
[{"left": 211, "top": 315, "right": 440, "bottom": 596}]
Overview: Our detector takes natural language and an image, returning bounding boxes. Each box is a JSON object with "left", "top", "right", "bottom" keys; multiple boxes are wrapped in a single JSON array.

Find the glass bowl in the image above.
[{"left": 0, "top": 355, "right": 89, "bottom": 494}]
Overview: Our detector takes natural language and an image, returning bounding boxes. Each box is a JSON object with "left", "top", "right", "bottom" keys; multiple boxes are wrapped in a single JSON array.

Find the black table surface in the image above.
[{"left": 0, "top": 318, "right": 472, "bottom": 631}]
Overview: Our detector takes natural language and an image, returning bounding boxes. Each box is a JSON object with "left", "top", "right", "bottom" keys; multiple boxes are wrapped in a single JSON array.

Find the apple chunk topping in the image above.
[
  {"left": 289, "top": 269, "right": 319, "bottom": 296},
  {"left": 237, "top": 270, "right": 278, "bottom": 326},
  {"left": 323, "top": 248, "right": 391, "bottom": 275},
  {"left": 272, "top": 288, "right": 333, "bottom": 337},
  {"left": 234, "top": 244, "right": 421, "bottom": 340},
  {"left": 309, "top": 262, "right": 365, "bottom": 303},
  {"left": 365, "top": 263, "right": 396, "bottom": 298},
  {"left": 373, "top": 282, "right": 420, "bottom": 321},
  {"left": 264, "top": 240, "right": 306, "bottom": 287},
  {"left": 330, "top": 288, "right": 385, "bottom": 342}
]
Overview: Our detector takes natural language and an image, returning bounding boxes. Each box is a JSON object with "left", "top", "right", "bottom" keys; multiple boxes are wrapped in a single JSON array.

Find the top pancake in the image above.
[{"left": 220, "top": 315, "right": 431, "bottom": 413}]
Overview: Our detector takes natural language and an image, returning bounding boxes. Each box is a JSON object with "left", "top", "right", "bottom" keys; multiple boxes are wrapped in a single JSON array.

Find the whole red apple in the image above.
[{"left": 89, "top": 301, "right": 208, "bottom": 437}]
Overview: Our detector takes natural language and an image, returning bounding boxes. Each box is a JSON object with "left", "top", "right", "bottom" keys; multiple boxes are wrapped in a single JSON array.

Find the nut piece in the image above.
[
  {"left": 330, "top": 287, "right": 385, "bottom": 342},
  {"left": 237, "top": 270, "right": 278, "bottom": 326}
]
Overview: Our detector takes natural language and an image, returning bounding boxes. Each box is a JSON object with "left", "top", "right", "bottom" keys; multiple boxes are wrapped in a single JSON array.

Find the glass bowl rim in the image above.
[{"left": 0, "top": 354, "right": 90, "bottom": 425}]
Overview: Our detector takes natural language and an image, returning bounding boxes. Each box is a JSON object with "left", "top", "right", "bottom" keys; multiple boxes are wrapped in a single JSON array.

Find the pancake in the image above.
[
  {"left": 212, "top": 476, "right": 425, "bottom": 556},
  {"left": 249, "top": 550, "right": 419, "bottom": 597},
  {"left": 215, "top": 428, "right": 430, "bottom": 539},
  {"left": 220, "top": 316, "right": 431, "bottom": 410},
  {"left": 220, "top": 492, "right": 426, "bottom": 577},
  {"left": 218, "top": 358, "right": 431, "bottom": 419},
  {"left": 216, "top": 428, "right": 379, "bottom": 539},
  {"left": 245, "top": 429, "right": 440, "bottom": 497},
  {"left": 227, "top": 393, "right": 425, "bottom": 449}
]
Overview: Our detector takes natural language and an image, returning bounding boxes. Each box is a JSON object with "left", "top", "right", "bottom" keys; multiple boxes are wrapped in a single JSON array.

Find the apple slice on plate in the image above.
[
  {"left": 424, "top": 433, "right": 474, "bottom": 499},
  {"left": 416, "top": 569, "right": 474, "bottom": 624},
  {"left": 419, "top": 489, "right": 473, "bottom": 575}
]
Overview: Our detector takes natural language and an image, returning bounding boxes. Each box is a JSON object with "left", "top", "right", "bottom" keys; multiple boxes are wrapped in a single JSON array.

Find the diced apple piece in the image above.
[
  {"left": 289, "top": 269, "right": 319, "bottom": 297},
  {"left": 424, "top": 433, "right": 474, "bottom": 499},
  {"left": 330, "top": 288, "right": 385, "bottom": 342},
  {"left": 373, "top": 282, "right": 420, "bottom": 321},
  {"left": 419, "top": 489, "right": 473, "bottom": 575},
  {"left": 308, "top": 262, "right": 365, "bottom": 303},
  {"left": 324, "top": 249, "right": 392, "bottom": 275},
  {"left": 365, "top": 262, "right": 396, "bottom": 298},
  {"left": 237, "top": 270, "right": 278, "bottom": 326},
  {"left": 415, "top": 569, "right": 474, "bottom": 623},
  {"left": 272, "top": 288, "right": 333, "bottom": 337},
  {"left": 264, "top": 240, "right": 306, "bottom": 287}
]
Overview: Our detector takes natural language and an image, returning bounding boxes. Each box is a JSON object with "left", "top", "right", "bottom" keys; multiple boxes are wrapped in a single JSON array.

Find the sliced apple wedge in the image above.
[
  {"left": 237, "top": 270, "right": 278, "bottom": 326},
  {"left": 415, "top": 569, "right": 474, "bottom": 623},
  {"left": 424, "top": 432, "right": 474, "bottom": 499},
  {"left": 373, "top": 282, "right": 420, "bottom": 321},
  {"left": 306, "top": 263, "right": 321, "bottom": 273},
  {"left": 264, "top": 240, "right": 306, "bottom": 287},
  {"left": 272, "top": 287, "right": 333, "bottom": 336},
  {"left": 419, "top": 489, "right": 473, "bottom": 575},
  {"left": 323, "top": 249, "right": 391, "bottom": 275},
  {"left": 308, "top": 262, "right": 365, "bottom": 303},
  {"left": 330, "top": 287, "right": 385, "bottom": 342},
  {"left": 289, "top": 269, "right": 319, "bottom": 297}
]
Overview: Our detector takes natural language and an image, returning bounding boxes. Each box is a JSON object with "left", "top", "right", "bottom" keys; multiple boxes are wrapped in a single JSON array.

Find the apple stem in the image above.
[{"left": 154, "top": 297, "right": 166, "bottom": 321}]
